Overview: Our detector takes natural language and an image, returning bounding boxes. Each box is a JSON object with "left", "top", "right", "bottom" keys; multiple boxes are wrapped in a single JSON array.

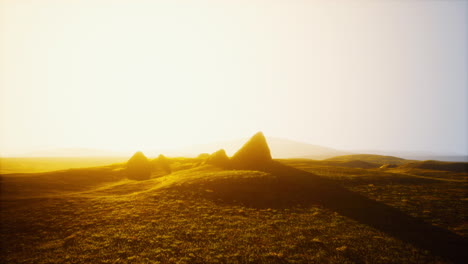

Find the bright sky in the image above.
[{"left": 1, "top": 0, "right": 467, "bottom": 156}]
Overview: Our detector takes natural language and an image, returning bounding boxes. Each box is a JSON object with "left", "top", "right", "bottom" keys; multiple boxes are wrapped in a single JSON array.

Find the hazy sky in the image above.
[{"left": 1, "top": 0, "right": 467, "bottom": 156}]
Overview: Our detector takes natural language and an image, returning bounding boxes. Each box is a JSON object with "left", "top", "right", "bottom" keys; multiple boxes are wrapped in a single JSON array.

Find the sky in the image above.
[{"left": 1, "top": 0, "right": 467, "bottom": 156}]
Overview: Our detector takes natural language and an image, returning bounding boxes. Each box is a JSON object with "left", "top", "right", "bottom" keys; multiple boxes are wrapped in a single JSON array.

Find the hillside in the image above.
[
  {"left": 399, "top": 160, "right": 468, "bottom": 173},
  {"left": 326, "top": 154, "right": 409, "bottom": 165},
  {"left": 278, "top": 159, "right": 381, "bottom": 169},
  {"left": 1, "top": 158, "right": 467, "bottom": 263}
]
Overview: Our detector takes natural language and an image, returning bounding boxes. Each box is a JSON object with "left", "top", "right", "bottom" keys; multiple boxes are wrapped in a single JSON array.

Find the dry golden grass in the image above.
[{"left": 1, "top": 157, "right": 466, "bottom": 263}]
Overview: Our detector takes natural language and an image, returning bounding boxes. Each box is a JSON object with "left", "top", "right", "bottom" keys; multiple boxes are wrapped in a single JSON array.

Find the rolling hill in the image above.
[
  {"left": 399, "top": 160, "right": 468, "bottom": 173},
  {"left": 325, "top": 154, "right": 410, "bottom": 165},
  {"left": 1, "top": 157, "right": 467, "bottom": 263}
]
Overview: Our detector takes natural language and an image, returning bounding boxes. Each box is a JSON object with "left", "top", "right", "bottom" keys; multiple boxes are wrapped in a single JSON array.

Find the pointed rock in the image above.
[
  {"left": 206, "top": 149, "right": 231, "bottom": 168},
  {"left": 231, "top": 132, "right": 272, "bottom": 168},
  {"left": 156, "top": 154, "right": 172, "bottom": 173},
  {"left": 197, "top": 153, "right": 210, "bottom": 159},
  {"left": 127, "top": 151, "right": 151, "bottom": 180}
]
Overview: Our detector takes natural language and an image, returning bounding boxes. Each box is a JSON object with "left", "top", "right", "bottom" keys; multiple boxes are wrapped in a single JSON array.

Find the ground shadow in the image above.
[
  {"left": 201, "top": 161, "right": 467, "bottom": 264},
  {"left": 266, "top": 161, "right": 468, "bottom": 264}
]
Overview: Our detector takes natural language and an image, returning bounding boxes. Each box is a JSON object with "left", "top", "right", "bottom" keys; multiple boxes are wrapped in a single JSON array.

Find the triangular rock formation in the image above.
[
  {"left": 231, "top": 132, "right": 272, "bottom": 168},
  {"left": 206, "top": 149, "right": 231, "bottom": 168},
  {"left": 155, "top": 154, "right": 172, "bottom": 173},
  {"left": 127, "top": 151, "right": 151, "bottom": 180}
]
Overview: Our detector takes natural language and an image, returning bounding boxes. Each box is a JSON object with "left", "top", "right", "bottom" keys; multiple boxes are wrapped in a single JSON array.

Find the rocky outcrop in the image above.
[
  {"left": 206, "top": 149, "right": 231, "bottom": 168},
  {"left": 231, "top": 132, "right": 272, "bottom": 169},
  {"left": 126, "top": 151, "right": 151, "bottom": 180},
  {"left": 155, "top": 154, "right": 172, "bottom": 173}
]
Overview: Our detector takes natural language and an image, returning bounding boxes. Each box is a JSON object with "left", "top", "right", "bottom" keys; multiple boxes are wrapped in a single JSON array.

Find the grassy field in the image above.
[
  {"left": 281, "top": 160, "right": 468, "bottom": 237},
  {"left": 1, "top": 157, "right": 467, "bottom": 263}
]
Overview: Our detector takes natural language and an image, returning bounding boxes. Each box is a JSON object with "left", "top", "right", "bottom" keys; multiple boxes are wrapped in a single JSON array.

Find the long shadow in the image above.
[{"left": 238, "top": 161, "right": 467, "bottom": 264}]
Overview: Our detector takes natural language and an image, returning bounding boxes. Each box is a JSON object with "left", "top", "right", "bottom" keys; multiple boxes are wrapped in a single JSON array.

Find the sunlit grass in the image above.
[
  {"left": 0, "top": 187, "right": 444, "bottom": 264},
  {"left": 1, "top": 157, "right": 465, "bottom": 263}
]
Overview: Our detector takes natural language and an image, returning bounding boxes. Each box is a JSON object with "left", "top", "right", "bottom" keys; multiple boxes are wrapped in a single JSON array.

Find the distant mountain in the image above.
[
  {"left": 17, "top": 139, "right": 463, "bottom": 163},
  {"left": 19, "top": 148, "right": 128, "bottom": 157},
  {"left": 9, "top": 138, "right": 347, "bottom": 160},
  {"left": 170, "top": 137, "right": 350, "bottom": 159}
]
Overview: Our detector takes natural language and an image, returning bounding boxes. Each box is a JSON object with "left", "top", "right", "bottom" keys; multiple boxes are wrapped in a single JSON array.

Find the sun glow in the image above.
[{"left": 1, "top": 0, "right": 467, "bottom": 156}]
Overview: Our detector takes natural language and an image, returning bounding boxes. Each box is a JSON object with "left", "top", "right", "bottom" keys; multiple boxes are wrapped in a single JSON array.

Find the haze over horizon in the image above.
[{"left": 1, "top": 0, "right": 467, "bottom": 157}]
